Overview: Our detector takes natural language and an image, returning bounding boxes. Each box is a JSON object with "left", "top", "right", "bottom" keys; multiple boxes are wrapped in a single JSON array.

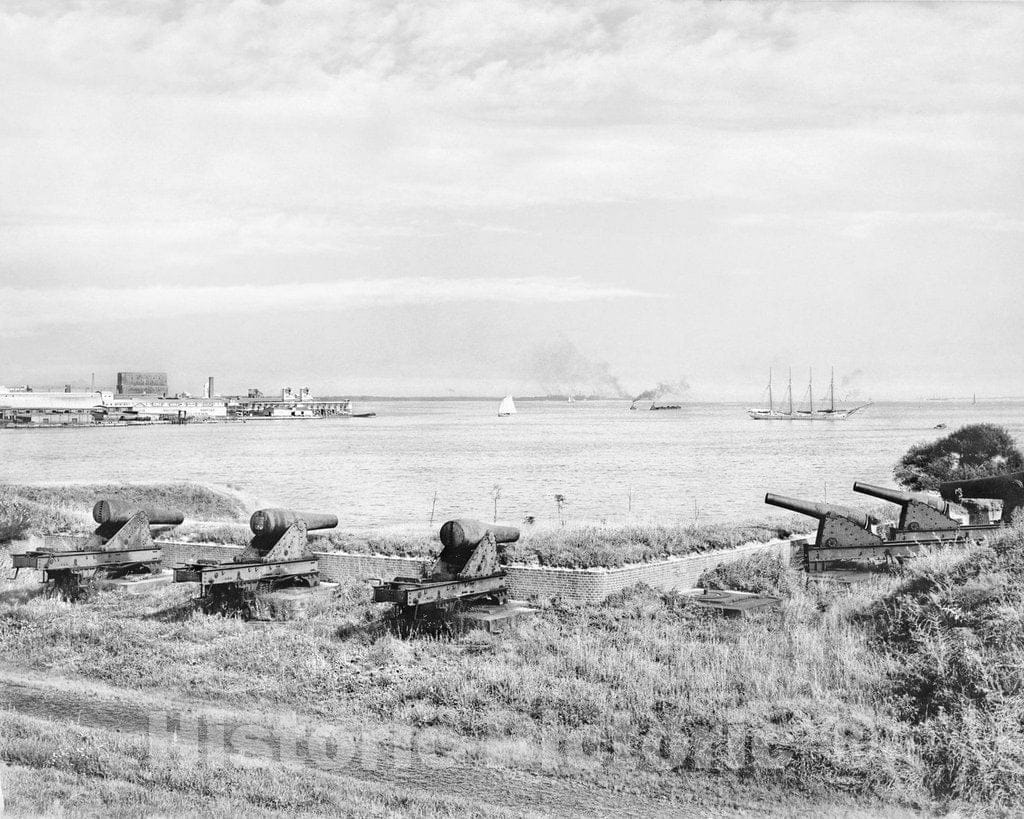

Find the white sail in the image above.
[{"left": 498, "top": 394, "right": 516, "bottom": 416}]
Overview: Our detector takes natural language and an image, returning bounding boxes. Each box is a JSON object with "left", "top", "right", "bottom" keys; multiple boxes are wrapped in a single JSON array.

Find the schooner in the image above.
[{"left": 747, "top": 368, "right": 871, "bottom": 421}]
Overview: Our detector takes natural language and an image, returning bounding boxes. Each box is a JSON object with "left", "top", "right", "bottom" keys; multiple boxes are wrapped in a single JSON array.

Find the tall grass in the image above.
[
  {"left": 698, "top": 551, "right": 802, "bottom": 596},
  {"left": 869, "top": 526, "right": 1024, "bottom": 804}
]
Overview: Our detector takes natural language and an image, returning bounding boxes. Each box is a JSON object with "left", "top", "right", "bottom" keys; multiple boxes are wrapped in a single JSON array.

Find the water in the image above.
[{"left": 2, "top": 400, "right": 1021, "bottom": 530}]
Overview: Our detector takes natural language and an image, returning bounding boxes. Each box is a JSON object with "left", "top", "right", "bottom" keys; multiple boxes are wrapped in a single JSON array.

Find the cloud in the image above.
[
  {"left": 0, "top": 276, "right": 656, "bottom": 336},
  {"left": 729, "top": 210, "right": 1024, "bottom": 236}
]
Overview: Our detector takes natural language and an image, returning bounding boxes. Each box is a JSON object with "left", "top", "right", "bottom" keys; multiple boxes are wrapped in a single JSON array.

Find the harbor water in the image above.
[{"left": 2, "top": 400, "right": 1021, "bottom": 531}]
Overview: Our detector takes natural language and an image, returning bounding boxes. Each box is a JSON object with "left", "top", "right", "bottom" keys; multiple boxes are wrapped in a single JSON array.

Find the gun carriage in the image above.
[
  {"left": 11, "top": 499, "right": 183, "bottom": 599},
  {"left": 764, "top": 492, "right": 940, "bottom": 572},
  {"left": 173, "top": 508, "right": 336, "bottom": 617},
  {"left": 847, "top": 483, "right": 974, "bottom": 540},
  {"left": 373, "top": 518, "right": 519, "bottom": 632}
]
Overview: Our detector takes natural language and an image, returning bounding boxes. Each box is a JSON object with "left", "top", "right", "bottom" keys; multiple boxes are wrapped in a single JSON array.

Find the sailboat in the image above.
[
  {"left": 747, "top": 368, "right": 870, "bottom": 421},
  {"left": 498, "top": 394, "right": 517, "bottom": 417}
]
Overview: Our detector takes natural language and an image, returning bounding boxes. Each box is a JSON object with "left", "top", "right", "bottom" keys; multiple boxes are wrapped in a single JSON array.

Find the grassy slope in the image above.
[
  {"left": 0, "top": 558, "right": 926, "bottom": 811},
  {"left": 3, "top": 480, "right": 807, "bottom": 568},
  {"left": 0, "top": 482, "right": 249, "bottom": 542}
]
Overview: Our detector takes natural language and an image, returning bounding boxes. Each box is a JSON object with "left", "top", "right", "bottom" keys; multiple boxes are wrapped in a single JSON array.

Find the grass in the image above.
[
  {"left": 0, "top": 552, "right": 928, "bottom": 810},
  {"left": 3, "top": 480, "right": 806, "bottom": 568},
  {"left": 698, "top": 551, "right": 802, "bottom": 597},
  {"left": 173, "top": 516, "right": 809, "bottom": 569},
  {"left": 6, "top": 480, "right": 1024, "bottom": 809},
  {"left": 0, "top": 712, "right": 513, "bottom": 817},
  {"left": 0, "top": 482, "right": 250, "bottom": 543},
  {"left": 867, "top": 526, "right": 1024, "bottom": 803}
]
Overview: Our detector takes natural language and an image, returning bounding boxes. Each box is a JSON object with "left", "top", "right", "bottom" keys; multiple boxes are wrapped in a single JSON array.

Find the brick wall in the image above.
[
  {"left": 158, "top": 535, "right": 804, "bottom": 604},
  {"left": 505, "top": 538, "right": 799, "bottom": 603}
]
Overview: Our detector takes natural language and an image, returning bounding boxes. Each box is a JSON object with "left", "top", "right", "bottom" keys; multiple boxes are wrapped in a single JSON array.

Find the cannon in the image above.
[
  {"left": 852, "top": 482, "right": 972, "bottom": 540},
  {"left": 373, "top": 518, "right": 519, "bottom": 631},
  {"left": 173, "top": 508, "right": 337, "bottom": 617},
  {"left": 765, "top": 492, "right": 933, "bottom": 571},
  {"left": 11, "top": 499, "right": 183, "bottom": 600},
  {"left": 940, "top": 472, "right": 1024, "bottom": 525}
]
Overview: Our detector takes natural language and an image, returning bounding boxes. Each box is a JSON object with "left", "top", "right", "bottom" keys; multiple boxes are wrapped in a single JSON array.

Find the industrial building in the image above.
[{"left": 116, "top": 371, "right": 168, "bottom": 396}]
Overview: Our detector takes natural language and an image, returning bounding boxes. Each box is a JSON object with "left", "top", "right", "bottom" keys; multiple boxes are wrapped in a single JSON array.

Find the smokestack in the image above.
[{"left": 204, "top": 377, "right": 214, "bottom": 399}]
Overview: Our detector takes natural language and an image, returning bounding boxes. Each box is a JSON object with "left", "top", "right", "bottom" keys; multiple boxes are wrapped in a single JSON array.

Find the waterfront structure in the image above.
[
  {"left": 0, "top": 386, "right": 113, "bottom": 411},
  {"left": 1, "top": 379, "right": 353, "bottom": 425},
  {"left": 235, "top": 389, "right": 351, "bottom": 418},
  {"left": 1, "top": 407, "right": 95, "bottom": 426},
  {"left": 127, "top": 397, "right": 227, "bottom": 420}
]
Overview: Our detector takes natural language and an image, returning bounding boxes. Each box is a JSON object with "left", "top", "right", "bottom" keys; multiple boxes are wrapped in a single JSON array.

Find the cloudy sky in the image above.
[{"left": 1, "top": 0, "right": 1022, "bottom": 398}]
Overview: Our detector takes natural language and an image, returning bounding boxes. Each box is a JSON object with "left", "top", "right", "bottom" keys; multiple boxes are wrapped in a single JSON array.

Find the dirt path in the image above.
[
  {"left": 0, "top": 667, "right": 698, "bottom": 817},
  {"left": 0, "top": 666, "right": 918, "bottom": 816}
]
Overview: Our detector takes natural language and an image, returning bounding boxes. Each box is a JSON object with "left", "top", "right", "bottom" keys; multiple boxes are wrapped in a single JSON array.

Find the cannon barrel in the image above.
[
  {"left": 764, "top": 493, "right": 873, "bottom": 529},
  {"left": 249, "top": 508, "right": 339, "bottom": 536},
  {"left": 939, "top": 472, "right": 1024, "bottom": 502},
  {"left": 853, "top": 482, "right": 947, "bottom": 513},
  {"left": 940, "top": 472, "right": 1024, "bottom": 522},
  {"left": 93, "top": 499, "right": 185, "bottom": 526},
  {"left": 439, "top": 519, "right": 520, "bottom": 550}
]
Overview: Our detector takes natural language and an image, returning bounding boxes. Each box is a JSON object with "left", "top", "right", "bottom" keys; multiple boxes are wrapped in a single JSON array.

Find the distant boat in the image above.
[
  {"left": 747, "top": 368, "right": 870, "bottom": 421},
  {"left": 498, "top": 395, "right": 517, "bottom": 417}
]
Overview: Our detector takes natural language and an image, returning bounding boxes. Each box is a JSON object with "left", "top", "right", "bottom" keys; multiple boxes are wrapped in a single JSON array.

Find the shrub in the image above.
[
  {"left": 697, "top": 552, "right": 801, "bottom": 597},
  {"left": 869, "top": 525, "right": 1024, "bottom": 803},
  {"left": 894, "top": 423, "right": 1023, "bottom": 491}
]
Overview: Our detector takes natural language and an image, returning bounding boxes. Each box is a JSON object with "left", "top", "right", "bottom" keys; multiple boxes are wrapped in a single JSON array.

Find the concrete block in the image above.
[
  {"left": 97, "top": 572, "right": 172, "bottom": 595},
  {"left": 252, "top": 582, "right": 339, "bottom": 621},
  {"left": 455, "top": 601, "right": 537, "bottom": 633},
  {"left": 683, "top": 588, "right": 781, "bottom": 617}
]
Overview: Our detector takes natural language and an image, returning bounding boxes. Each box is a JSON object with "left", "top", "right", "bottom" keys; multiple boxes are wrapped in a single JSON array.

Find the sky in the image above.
[{"left": 1, "top": 0, "right": 1022, "bottom": 399}]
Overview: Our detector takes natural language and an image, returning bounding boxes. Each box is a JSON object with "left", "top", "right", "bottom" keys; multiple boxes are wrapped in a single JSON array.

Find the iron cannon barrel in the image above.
[
  {"left": 249, "top": 508, "right": 339, "bottom": 536},
  {"left": 852, "top": 482, "right": 948, "bottom": 513},
  {"left": 852, "top": 482, "right": 913, "bottom": 505},
  {"left": 439, "top": 519, "right": 520, "bottom": 549},
  {"left": 764, "top": 493, "right": 873, "bottom": 529},
  {"left": 940, "top": 471, "right": 1024, "bottom": 523},
  {"left": 93, "top": 499, "right": 185, "bottom": 526},
  {"left": 939, "top": 471, "right": 1024, "bottom": 502}
]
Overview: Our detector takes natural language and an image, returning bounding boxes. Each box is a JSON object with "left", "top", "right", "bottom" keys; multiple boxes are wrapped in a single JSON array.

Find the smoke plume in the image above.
[
  {"left": 525, "top": 338, "right": 627, "bottom": 397},
  {"left": 839, "top": 369, "right": 865, "bottom": 400},
  {"left": 632, "top": 380, "right": 691, "bottom": 402}
]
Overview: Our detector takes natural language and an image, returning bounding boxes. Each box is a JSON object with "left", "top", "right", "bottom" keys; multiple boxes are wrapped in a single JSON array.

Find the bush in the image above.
[
  {"left": 697, "top": 552, "right": 801, "bottom": 597},
  {"left": 869, "top": 526, "right": 1024, "bottom": 803},
  {"left": 894, "top": 423, "right": 1023, "bottom": 491}
]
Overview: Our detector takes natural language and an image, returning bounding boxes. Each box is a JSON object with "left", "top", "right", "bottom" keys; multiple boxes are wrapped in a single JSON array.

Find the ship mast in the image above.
[
  {"left": 808, "top": 368, "right": 813, "bottom": 413},
  {"left": 768, "top": 369, "right": 773, "bottom": 412},
  {"left": 830, "top": 367, "right": 835, "bottom": 412},
  {"left": 788, "top": 368, "right": 793, "bottom": 414}
]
